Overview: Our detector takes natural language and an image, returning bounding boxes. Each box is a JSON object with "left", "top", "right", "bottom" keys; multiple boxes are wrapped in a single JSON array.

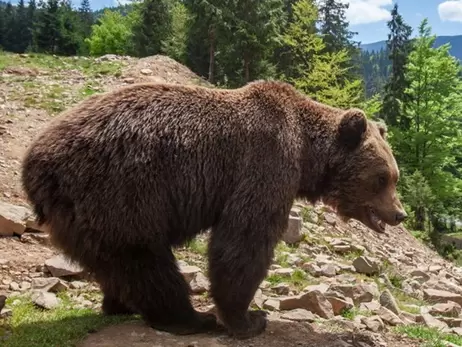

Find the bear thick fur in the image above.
[{"left": 21, "top": 80, "right": 407, "bottom": 339}]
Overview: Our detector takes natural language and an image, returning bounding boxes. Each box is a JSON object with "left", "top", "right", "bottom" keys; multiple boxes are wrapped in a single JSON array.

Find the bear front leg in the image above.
[{"left": 208, "top": 202, "right": 291, "bottom": 339}]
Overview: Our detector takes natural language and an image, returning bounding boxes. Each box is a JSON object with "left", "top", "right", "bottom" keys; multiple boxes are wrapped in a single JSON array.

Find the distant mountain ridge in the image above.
[{"left": 360, "top": 35, "right": 462, "bottom": 61}]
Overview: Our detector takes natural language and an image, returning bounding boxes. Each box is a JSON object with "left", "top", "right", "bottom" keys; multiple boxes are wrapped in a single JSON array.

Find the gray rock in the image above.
[
  {"left": 31, "top": 291, "right": 60, "bottom": 310},
  {"left": 281, "top": 309, "right": 316, "bottom": 322},
  {"left": 0, "top": 200, "right": 37, "bottom": 236},
  {"left": 272, "top": 283, "right": 290, "bottom": 295},
  {"left": 379, "top": 289, "right": 400, "bottom": 315},
  {"left": 190, "top": 272, "right": 210, "bottom": 294},
  {"left": 429, "top": 302, "right": 462, "bottom": 318},
  {"left": 31, "top": 277, "right": 68, "bottom": 292},
  {"left": 279, "top": 289, "right": 334, "bottom": 319},
  {"left": 320, "top": 264, "right": 336, "bottom": 277},
  {"left": 361, "top": 316, "right": 384, "bottom": 332},
  {"left": 179, "top": 264, "right": 201, "bottom": 283},
  {"left": 378, "top": 306, "right": 404, "bottom": 326},
  {"left": 353, "top": 256, "right": 380, "bottom": 275},
  {"left": 273, "top": 268, "right": 294, "bottom": 277},
  {"left": 45, "top": 254, "right": 84, "bottom": 278},
  {"left": 282, "top": 215, "right": 303, "bottom": 244},
  {"left": 423, "top": 288, "right": 462, "bottom": 306},
  {"left": 263, "top": 298, "right": 280, "bottom": 311}
]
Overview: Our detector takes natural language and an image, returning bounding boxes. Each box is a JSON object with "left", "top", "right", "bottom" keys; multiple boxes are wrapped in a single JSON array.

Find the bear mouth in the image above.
[{"left": 366, "top": 207, "right": 387, "bottom": 233}]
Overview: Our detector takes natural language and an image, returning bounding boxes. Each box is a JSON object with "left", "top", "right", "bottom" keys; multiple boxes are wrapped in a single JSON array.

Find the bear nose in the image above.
[{"left": 395, "top": 211, "right": 408, "bottom": 223}]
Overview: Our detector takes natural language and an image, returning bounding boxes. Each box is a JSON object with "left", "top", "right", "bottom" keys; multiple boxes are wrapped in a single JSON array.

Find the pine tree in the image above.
[
  {"left": 222, "top": 0, "right": 286, "bottom": 85},
  {"left": 2, "top": 2, "right": 16, "bottom": 51},
  {"left": 27, "top": 0, "right": 37, "bottom": 51},
  {"left": 0, "top": 4, "right": 6, "bottom": 49},
  {"left": 33, "top": 0, "right": 61, "bottom": 53},
  {"left": 13, "top": 0, "right": 31, "bottom": 52},
  {"left": 316, "top": 0, "right": 361, "bottom": 89},
  {"left": 56, "top": 0, "right": 81, "bottom": 55},
  {"left": 317, "top": 0, "right": 358, "bottom": 54},
  {"left": 380, "top": 3, "right": 413, "bottom": 128},
  {"left": 132, "top": 0, "right": 172, "bottom": 57},
  {"left": 281, "top": 0, "right": 362, "bottom": 109},
  {"left": 78, "top": 0, "right": 93, "bottom": 37}
]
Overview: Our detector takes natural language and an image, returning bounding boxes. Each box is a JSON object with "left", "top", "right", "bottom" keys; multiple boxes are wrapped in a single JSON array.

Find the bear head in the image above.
[{"left": 322, "top": 108, "right": 407, "bottom": 233}]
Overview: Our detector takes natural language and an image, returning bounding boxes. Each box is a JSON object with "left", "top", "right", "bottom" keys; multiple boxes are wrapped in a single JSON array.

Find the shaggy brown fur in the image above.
[{"left": 21, "top": 80, "right": 406, "bottom": 339}]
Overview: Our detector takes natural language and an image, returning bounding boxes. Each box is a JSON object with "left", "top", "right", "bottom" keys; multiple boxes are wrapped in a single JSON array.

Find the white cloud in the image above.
[
  {"left": 438, "top": 0, "right": 462, "bottom": 22},
  {"left": 339, "top": 0, "right": 393, "bottom": 25}
]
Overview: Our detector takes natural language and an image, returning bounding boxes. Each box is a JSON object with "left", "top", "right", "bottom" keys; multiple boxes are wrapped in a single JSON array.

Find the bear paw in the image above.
[
  {"left": 228, "top": 310, "right": 268, "bottom": 340},
  {"left": 148, "top": 311, "right": 220, "bottom": 335}
]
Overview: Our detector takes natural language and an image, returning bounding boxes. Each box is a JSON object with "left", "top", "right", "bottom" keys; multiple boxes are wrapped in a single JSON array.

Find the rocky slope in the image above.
[{"left": 1, "top": 52, "right": 461, "bottom": 347}]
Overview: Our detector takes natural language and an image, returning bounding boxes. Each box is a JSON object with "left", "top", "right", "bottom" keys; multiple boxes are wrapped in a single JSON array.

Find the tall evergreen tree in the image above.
[
  {"left": 222, "top": 0, "right": 286, "bottom": 85},
  {"left": 33, "top": 0, "right": 61, "bottom": 53},
  {"left": 132, "top": 0, "right": 172, "bottom": 57},
  {"left": 184, "top": 0, "right": 227, "bottom": 84},
  {"left": 78, "top": 0, "right": 93, "bottom": 38},
  {"left": 56, "top": 0, "right": 81, "bottom": 55},
  {"left": 12, "top": 0, "right": 31, "bottom": 52},
  {"left": 2, "top": 2, "right": 16, "bottom": 51},
  {"left": 379, "top": 3, "right": 412, "bottom": 128},
  {"left": 27, "top": 0, "right": 37, "bottom": 51},
  {"left": 317, "top": 0, "right": 358, "bottom": 54},
  {"left": 281, "top": 0, "right": 362, "bottom": 108},
  {"left": 316, "top": 0, "right": 361, "bottom": 88}
]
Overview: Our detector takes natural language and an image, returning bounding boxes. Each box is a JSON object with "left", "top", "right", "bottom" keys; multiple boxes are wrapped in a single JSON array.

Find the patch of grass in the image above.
[
  {"left": 0, "top": 52, "right": 124, "bottom": 79},
  {"left": 340, "top": 307, "right": 372, "bottom": 320},
  {"left": 275, "top": 252, "right": 290, "bottom": 267},
  {"left": 340, "top": 248, "right": 364, "bottom": 261},
  {"left": 79, "top": 83, "right": 102, "bottom": 99},
  {"left": 0, "top": 294, "right": 136, "bottom": 347},
  {"left": 185, "top": 237, "right": 208, "bottom": 256},
  {"left": 266, "top": 269, "right": 317, "bottom": 292},
  {"left": 395, "top": 324, "right": 462, "bottom": 347}
]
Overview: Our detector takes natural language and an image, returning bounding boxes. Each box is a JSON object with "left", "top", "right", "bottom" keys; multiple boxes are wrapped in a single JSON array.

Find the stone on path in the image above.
[
  {"left": 282, "top": 215, "right": 303, "bottom": 244},
  {"left": 281, "top": 309, "right": 316, "bottom": 322},
  {"left": 45, "top": 254, "right": 84, "bottom": 278},
  {"left": 352, "top": 256, "right": 380, "bottom": 275},
  {"left": 0, "top": 200, "right": 41, "bottom": 236},
  {"left": 379, "top": 289, "right": 400, "bottom": 315},
  {"left": 31, "top": 291, "right": 60, "bottom": 310}
]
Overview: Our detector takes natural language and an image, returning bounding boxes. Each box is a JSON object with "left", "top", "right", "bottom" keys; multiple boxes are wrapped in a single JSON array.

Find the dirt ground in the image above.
[{"left": 77, "top": 319, "right": 420, "bottom": 347}]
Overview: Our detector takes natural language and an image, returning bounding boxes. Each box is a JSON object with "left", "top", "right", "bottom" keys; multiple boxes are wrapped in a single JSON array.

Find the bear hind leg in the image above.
[{"left": 99, "top": 246, "right": 219, "bottom": 335}]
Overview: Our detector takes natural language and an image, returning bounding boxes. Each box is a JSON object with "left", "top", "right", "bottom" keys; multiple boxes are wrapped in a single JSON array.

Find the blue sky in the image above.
[
  {"left": 343, "top": 0, "right": 462, "bottom": 44},
  {"left": 72, "top": 0, "right": 462, "bottom": 44}
]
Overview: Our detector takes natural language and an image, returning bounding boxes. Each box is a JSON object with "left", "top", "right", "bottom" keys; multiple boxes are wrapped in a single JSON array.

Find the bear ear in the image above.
[
  {"left": 374, "top": 121, "right": 387, "bottom": 139},
  {"left": 338, "top": 108, "right": 368, "bottom": 150}
]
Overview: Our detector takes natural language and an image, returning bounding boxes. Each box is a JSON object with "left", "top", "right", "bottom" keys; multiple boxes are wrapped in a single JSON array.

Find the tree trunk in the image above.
[
  {"left": 415, "top": 205, "right": 425, "bottom": 231},
  {"left": 244, "top": 52, "right": 250, "bottom": 83},
  {"left": 208, "top": 25, "right": 215, "bottom": 84}
]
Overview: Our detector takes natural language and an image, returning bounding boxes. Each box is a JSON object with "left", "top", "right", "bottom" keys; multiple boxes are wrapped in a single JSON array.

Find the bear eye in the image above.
[{"left": 378, "top": 175, "right": 387, "bottom": 185}]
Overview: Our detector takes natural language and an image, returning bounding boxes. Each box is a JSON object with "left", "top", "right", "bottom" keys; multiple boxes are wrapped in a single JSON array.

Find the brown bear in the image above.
[{"left": 20, "top": 80, "right": 407, "bottom": 339}]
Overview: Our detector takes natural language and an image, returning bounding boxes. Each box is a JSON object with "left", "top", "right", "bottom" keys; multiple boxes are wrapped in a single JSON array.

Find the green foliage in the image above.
[
  {"left": 85, "top": 9, "right": 136, "bottom": 56},
  {"left": 280, "top": 0, "right": 363, "bottom": 108},
  {"left": 131, "top": 0, "right": 172, "bottom": 57},
  {"left": 380, "top": 3, "right": 413, "bottom": 127},
  {"left": 390, "top": 19, "right": 462, "bottom": 237},
  {"left": 161, "top": 1, "right": 191, "bottom": 64}
]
